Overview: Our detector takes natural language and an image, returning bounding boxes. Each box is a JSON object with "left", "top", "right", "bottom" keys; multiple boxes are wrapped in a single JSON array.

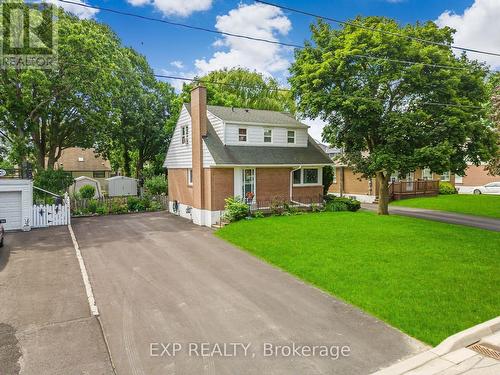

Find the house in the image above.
[
  {"left": 455, "top": 164, "right": 499, "bottom": 193},
  {"left": 319, "top": 145, "right": 450, "bottom": 202},
  {"left": 53, "top": 148, "right": 113, "bottom": 192},
  {"left": 164, "top": 86, "right": 332, "bottom": 227}
]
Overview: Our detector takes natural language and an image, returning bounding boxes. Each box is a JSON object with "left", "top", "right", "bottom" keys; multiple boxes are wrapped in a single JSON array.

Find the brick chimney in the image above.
[{"left": 191, "top": 85, "right": 207, "bottom": 210}]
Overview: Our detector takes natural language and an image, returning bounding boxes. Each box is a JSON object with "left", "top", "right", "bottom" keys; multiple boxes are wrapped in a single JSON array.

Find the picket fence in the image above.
[{"left": 31, "top": 195, "right": 71, "bottom": 228}]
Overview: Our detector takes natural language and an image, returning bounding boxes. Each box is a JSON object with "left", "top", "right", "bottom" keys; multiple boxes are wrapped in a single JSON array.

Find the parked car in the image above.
[
  {"left": 472, "top": 182, "right": 500, "bottom": 195},
  {"left": 0, "top": 219, "right": 5, "bottom": 247}
]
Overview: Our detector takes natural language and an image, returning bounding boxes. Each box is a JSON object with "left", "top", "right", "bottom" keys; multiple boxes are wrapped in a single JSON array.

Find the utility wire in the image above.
[
  {"left": 255, "top": 0, "right": 500, "bottom": 58},
  {"left": 153, "top": 73, "right": 483, "bottom": 110},
  {"left": 55, "top": 0, "right": 468, "bottom": 71}
]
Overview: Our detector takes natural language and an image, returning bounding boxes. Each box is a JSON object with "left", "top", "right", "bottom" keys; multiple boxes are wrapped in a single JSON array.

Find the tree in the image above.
[
  {"left": 290, "top": 18, "right": 497, "bottom": 214},
  {"left": 181, "top": 68, "right": 295, "bottom": 112},
  {"left": 0, "top": 4, "right": 123, "bottom": 170},
  {"left": 486, "top": 73, "right": 500, "bottom": 175},
  {"left": 96, "top": 48, "right": 179, "bottom": 179}
]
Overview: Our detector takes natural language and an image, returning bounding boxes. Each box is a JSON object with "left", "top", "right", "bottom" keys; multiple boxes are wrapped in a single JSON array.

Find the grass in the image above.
[
  {"left": 390, "top": 194, "right": 500, "bottom": 219},
  {"left": 216, "top": 212, "right": 500, "bottom": 346}
]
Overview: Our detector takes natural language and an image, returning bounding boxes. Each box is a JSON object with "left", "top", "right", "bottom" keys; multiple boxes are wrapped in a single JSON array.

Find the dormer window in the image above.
[
  {"left": 287, "top": 130, "right": 295, "bottom": 144},
  {"left": 264, "top": 129, "right": 272, "bottom": 143},
  {"left": 238, "top": 128, "right": 247, "bottom": 142},
  {"left": 181, "top": 126, "right": 189, "bottom": 145}
]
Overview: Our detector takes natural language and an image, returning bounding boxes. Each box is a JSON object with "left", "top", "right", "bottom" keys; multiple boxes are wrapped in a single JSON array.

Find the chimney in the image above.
[{"left": 191, "top": 85, "right": 207, "bottom": 210}]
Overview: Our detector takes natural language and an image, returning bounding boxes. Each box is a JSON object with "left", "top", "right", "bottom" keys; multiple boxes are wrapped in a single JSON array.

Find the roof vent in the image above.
[{"left": 78, "top": 157, "right": 84, "bottom": 162}]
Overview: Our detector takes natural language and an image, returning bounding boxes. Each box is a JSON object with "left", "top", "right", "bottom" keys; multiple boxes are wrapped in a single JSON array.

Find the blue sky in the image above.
[{"left": 57, "top": 0, "right": 500, "bottom": 138}]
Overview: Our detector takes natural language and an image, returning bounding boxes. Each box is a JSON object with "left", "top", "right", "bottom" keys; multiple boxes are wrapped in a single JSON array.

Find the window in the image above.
[
  {"left": 422, "top": 168, "right": 432, "bottom": 180},
  {"left": 238, "top": 128, "right": 247, "bottom": 142},
  {"left": 293, "top": 168, "right": 320, "bottom": 185},
  {"left": 440, "top": 171, "right": 450, "bottom": 181},
  {"left": 264, "top": 129, "right": 272, "bottom": 143},
  {"left": 287, "top": 130, "right": 295, "bottom": 144},
  {"left": 293, "top": 169, "right": 301, "bottom": 184},
  {"left": 93, "top": 171, "right": 105, "bottom": 178},
  {"left": 181, "top": 126, "right": 189, "bottom": 145},
  {"left": 242, "top": 169, "right": 255, "bottom": 200},
  {"left": 187, "top": 168, "right": 193, "bottom": 185}
]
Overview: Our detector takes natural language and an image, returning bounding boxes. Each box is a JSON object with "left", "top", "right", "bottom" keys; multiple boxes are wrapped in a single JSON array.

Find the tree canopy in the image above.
[
  {"left": 290, "top": 18, "right": 497, "bottom": 214},
  {"left": 181, "top": 68, "right": 295, "bottom": 113}
]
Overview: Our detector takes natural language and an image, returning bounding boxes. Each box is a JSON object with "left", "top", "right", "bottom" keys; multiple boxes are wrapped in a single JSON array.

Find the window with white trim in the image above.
[
  {"left": 187, "top": 168, "right": 193, "bottom": 185},
  {"left": 293, "top": 168, "right": 320, "bottom": 185},
  {"left": 238, "top": 128, "right": 247, "bottom": 142},
  {"left": 264, "top": 129, "right": 272, "bottom": 143},
  {"left": 287, "top": 130, "right": 295, "bottom": 144},
  {"left": 181, "top": 125, "right": 189, "bottom": 145},
  {"left": 422, "top": 168, "right": 432, "bottom": 180},
  {"left": 440, "top": 171, "right": 450, "bottom": 181}
]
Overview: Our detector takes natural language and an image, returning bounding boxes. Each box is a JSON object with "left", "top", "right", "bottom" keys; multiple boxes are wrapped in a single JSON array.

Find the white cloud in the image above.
[
  {"left": 170, "top": 60, "right": 184, "bottom": 69},
  {"left": 127, "top": 0, "right": 213, "bottom": 17},
  {"left": 303, "top": 117, "right": 327, "bottom": 142},
  {"left": 436, "top": 0, "right": 500, "bottom": 69},
  {"left": 47, "top": 0, "right": 98, "bottom": 19},
  {"left": 194, "top": 3, "right": 292, "bottom": 77}
]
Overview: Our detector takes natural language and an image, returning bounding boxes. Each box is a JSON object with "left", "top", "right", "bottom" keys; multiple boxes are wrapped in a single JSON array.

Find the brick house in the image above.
[{"left": 164, "top": 86, "right": 332, "bottom": 227}]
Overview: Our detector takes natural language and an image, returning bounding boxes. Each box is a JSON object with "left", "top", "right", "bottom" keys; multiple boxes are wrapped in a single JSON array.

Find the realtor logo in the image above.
[{"left": 0, "top": 0, "right": 58, "bottom": 69}]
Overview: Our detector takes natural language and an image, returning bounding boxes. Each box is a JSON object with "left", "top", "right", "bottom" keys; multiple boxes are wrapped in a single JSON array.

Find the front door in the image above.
[{"left": 242, "top": 168, "right": 255, "bottom": 202}]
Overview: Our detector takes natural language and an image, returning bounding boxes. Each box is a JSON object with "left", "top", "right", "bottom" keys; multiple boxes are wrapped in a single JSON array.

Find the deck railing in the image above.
[{"left": 389, "top": 180, "right": 439, "bottom": 200}]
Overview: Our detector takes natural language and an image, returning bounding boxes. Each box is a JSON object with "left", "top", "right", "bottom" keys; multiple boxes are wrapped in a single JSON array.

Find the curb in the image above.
[{"left": 371, "top": 316, "right": 500, "bottom": 375}]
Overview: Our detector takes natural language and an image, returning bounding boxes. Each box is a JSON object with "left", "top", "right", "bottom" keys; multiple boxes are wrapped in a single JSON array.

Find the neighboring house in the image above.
[
  {"left": 320, "top": 146, "right": 452, "bottom": 202},
  {"left": 164, "top": 86, "right": 332, "bottom": 227},
  {"left": 53, "top": 148, "right": 113, "bottom": 192},
  {"left": 455, "top": 164, "right": 500, "bottom": 192}
]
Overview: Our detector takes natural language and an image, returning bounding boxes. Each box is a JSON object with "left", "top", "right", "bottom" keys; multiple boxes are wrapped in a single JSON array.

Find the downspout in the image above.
[{"left": 290, "top": 166, "right": 310, "bottom": 206}]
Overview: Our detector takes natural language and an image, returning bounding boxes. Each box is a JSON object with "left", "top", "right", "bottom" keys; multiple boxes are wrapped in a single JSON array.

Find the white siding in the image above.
[
  {"left": 0, "top": 179, "right": 33, "bottom": 231},
  {"left": 165, "top": 105, "right": 215, "bottom": 168},
  {"left": 224, "top": 124, "right": 308, "bottom": 147},
  {"left": 207, "top": 111, "right": 225, "bottom": 143}
]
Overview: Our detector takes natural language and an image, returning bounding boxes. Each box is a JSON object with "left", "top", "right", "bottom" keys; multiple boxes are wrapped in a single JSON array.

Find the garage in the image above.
[{"left": 0, "top": 179, "right": 33, "bottom": 231}]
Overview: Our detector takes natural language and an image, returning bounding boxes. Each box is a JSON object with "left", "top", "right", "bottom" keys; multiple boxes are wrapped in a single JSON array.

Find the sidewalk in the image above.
[
  {"left": 372, "top": 317, "right": 500, "bottom": 375},
  {"left": 361, "top": 204, "right": 500, "bottom": 232},
  {"left": 0, "top": 227, "right": 113, "bottom": 375}
]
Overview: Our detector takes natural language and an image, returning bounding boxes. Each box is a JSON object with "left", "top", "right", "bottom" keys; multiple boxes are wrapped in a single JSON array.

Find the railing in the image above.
[
  {"left": 0, "top": 164, "right": 33, "bottom": 179},
  {"left": 249, "top": 194, "right": 324, "bottom": 213},
  {"left": 389, "top": 180, "right": 439, "bottom": 200}
]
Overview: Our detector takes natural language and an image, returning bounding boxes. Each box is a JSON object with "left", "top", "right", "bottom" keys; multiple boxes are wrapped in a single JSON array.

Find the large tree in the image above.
[
  {"left": 290, "top": 18, "right": 497, "bottom": 214},
  {"left": 181, "top": 68, "right": 295, "bottom": 112},
  {"left": 487, "top": 73, "right": 500, "bottom": 175},
  {"left": 0, "top": 4, "right": 123, "bottom": 169},
  {"left": 96, "top": 48, "right": 179, "bottom": 178}
]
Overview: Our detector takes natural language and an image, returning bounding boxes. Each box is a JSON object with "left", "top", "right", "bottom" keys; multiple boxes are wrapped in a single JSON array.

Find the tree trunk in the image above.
[
  {"left": 376, "top": 172, "right": 390, "bottom": 215},
  {"left": 123, "top": 147, "right": 131, "bottom": 177}
]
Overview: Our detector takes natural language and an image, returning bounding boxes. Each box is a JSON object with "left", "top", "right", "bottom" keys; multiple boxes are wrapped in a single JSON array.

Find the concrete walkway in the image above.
[
  {"left": 361, "top": 204, "right": 500, "bottom": 231},
  {"left": 373, "top": 317, "right": 500, "bottom": 375},
  {"left": 0, "top": 227, "right": 114, "bottom": 375}
]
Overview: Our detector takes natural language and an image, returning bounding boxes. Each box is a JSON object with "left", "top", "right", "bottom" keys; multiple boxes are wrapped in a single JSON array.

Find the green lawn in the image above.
[
  {"left": 216, "top": 212, "right": 500, "bottom": 346},
  {"left": 390, "top": 194, "right": 500, "bottom": 219}
]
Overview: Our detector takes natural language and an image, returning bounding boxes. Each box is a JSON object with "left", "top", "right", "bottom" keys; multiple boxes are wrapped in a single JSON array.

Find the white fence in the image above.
[{"left": 32, "top": 195, "right": 71, "bottom": 228}]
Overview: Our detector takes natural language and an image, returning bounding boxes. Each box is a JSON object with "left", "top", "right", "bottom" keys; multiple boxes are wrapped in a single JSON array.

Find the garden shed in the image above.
[
  {"left": 106, "top": 176, "right": 137, "bottom": 197},
  {"left": 70, "top": 176, "right": 102, "bottom": 198}
]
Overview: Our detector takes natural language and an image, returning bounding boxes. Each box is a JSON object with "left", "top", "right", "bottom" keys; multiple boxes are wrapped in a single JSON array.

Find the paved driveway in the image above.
[{"left": 73, "top": 212, "right": 424, "bottom": 375}]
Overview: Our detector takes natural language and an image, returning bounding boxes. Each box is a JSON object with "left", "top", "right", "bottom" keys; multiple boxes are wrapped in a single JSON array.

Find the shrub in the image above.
[
  {"left": 324, "top": 196, "right": 361, "bottom": 212},
  {"left": 270, "top": 198, "right": 285, "bottom": 216},
  {"left": 110, "top": 201, "right": 127, "bottom": 214},
  {"left": 439, "top": 181, "right": 457, "bottom": 195},
  {"left": 33, "top": 168, "right": 74, "bottom": 202},
  {"left": 148, "top": 201, "right": 162, "bottom": 211},
  {"left": 87, "top": 199, "right": 98, "bottom": 214},
  {"left": 127, "top": 196, "right": 141, "bottom": 211},
  {"left": 224, "top": 197, "right": 249, "bottom": 222},
  {"left": 253, "top": 210, "right": 265, "bottom": 218},
  {"left": 96, "top": 204, "right": 109, "bottom": 215},
  {"left": 144, "top": 175, "right": 167, "bottom": 196},
  {"left": 79, "top": 184, "right": 96, "bottom": 199}
]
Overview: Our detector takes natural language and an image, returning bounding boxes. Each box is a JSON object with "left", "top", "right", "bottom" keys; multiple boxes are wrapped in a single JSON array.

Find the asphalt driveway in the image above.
[
  {"left": 0, "top": 227, "right": 113, "bottom": 375},
  {"left": 72, "top": 212, "right": 425, "bottom": 375}
]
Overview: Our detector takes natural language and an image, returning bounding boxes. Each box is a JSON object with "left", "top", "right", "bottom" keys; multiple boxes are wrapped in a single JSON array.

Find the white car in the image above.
[{"left": 472, "top": 182, "right": 500, "bottom": 195}]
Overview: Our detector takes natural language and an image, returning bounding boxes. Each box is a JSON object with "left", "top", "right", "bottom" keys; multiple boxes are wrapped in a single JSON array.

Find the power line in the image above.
[
  {"left": 55, "top": 0, "right": 467, "bottom": 71},
  {"left": 153, "top": 73, "right": 483, "bottom": 110},
  {"left": 255, "top": 0, "right": 500, "bottom": 58}
]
